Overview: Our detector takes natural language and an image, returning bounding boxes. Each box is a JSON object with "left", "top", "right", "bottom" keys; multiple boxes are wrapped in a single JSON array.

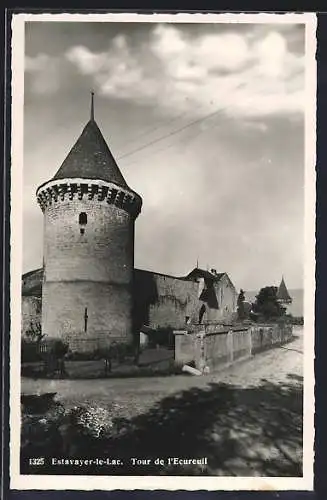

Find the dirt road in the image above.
[
  {"left": 21, "top": 327, "right": 303, "bottom": 402},
  {"left": 21, "top": 330, "right": 305, "bottom": 477}
]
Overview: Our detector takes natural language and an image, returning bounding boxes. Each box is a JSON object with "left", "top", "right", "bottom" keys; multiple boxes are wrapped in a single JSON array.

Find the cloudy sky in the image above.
[{"left": 23, "top": 20, "right": 306, "bottom": 291}]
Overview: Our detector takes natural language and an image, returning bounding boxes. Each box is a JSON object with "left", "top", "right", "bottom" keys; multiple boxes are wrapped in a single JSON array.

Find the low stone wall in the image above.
[
  {"left": 174, "top": 323, "right": 293, "bottom": 372},
  {"left": 174, "top": 330, "right": 196, "bottom": 365},
  {"left": 205, "top": 331, "right": 233, "bottom": 369},
  {"left": 251, "top": 324, "right": 293, "bottom": 354}
]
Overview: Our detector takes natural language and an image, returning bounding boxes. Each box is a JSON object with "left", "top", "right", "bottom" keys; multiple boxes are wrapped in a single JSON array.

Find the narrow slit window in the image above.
[
  {"left": 79, "top": 212, "right": 87, "bottom": 234},
  {"left": 84, "top": 307, "right": 88, "bottom": 333}
]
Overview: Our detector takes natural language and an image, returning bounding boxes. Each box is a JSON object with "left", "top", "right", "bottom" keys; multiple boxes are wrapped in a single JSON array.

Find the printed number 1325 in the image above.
[{"left": 29, "top": 458, "right": 45, "bottom": 466}]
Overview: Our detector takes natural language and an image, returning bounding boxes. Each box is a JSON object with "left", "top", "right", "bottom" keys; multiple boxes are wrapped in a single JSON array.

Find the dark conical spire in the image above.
[
  {"left": 276, "top": 276, "right": 292, "bottom": 303},
  {"left": 52, "top": 96, "right": 128, "bottom": 188}
]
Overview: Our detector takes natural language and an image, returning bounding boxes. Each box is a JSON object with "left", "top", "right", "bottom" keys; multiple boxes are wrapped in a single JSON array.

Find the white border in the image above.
[{"left": 10, "top": 12, "right": 316, "bottom": 491}]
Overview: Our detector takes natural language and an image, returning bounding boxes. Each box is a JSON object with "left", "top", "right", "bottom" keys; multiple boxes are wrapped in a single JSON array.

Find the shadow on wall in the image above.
[
  {"left": 199, "top": 283, "right": 219, "bottom": 310},
  {"left": 21, "top": 375, "right": 303, "bottom": 477}
]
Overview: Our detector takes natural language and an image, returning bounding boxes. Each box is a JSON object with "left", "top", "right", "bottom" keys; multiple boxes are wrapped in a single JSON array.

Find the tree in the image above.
[
  {"left": 22, "top": 322, "right": 46, "bottom": 363},
  {"left": 237, "top": 289, "right": 246, "bottom": 320},
  {"left": 25, "top": 321, "right": 45, "bottom": 344},
  {"left": 252, "top": 286, "right": 286, "bottom": 321}
]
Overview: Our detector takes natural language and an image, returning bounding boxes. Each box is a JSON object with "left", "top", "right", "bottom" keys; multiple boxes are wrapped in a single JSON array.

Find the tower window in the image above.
[
  {"left": 79, "top": 212, "right": 87, "bottom": 234},
  {"left": 79, "top": 212, "right": 87, "bottom": 225}
]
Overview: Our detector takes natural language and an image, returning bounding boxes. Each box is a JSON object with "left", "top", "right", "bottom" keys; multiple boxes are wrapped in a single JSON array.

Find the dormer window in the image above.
[{"left": 79, "top": 212, "right": 87, "bottom": 234}]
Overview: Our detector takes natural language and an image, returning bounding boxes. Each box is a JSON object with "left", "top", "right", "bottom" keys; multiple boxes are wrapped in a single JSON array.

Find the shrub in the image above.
[
  {"left": 21, "top": 398, "right": 124, "bottom": 462},
  {"left": 21, "top": 398, "right": 67, "bottom": 459},
  {"left": 69, "top": 405, "right": 116, "bottom": 439},
  {"left": 25, "top": 321, "right": 45, "bottom": 343}
]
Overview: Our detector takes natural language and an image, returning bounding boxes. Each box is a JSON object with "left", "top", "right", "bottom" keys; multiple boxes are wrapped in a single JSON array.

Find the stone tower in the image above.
[{"left": 36, "top": 94, "right": 142, "bottom": 349}]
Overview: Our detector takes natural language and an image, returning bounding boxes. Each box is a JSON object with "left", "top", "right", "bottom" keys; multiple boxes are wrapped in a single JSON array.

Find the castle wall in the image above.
[
  {"left": 133, "top": 270, "right": 199, "bottom": 332},
  {"left": 149, "top": 274, "right": 199, "bottom": 329},
  {"left": 21, "top": 267, "right": 238, "bottom": 345}
]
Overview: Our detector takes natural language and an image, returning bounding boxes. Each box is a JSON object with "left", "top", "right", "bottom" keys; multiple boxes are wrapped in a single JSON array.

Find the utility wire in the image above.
[
  {"left": 119, "top": 102, "right": 235, "bottom": 167},
  {"left": 114, "top": 105, "right": 198, "bottom": 150},
  {"left": 122, "top": 119, "right": 212, "bottom": 169},
  {"left": 118, "top": 103, "right": 229, "bottom": 162}
]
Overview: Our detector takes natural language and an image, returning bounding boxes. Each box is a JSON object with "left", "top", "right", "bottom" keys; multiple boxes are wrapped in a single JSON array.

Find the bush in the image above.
[
  {"left": 21, "top": 399, "right": 125, "bottom": 463},
  {"left": 69, "top": 405, "right": 116, "bottom": 439}
]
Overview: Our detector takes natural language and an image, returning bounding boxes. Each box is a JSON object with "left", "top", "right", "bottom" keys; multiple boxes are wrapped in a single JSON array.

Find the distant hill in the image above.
[{"left": 245, "top": 289, "right": 304, "bottom": 317}]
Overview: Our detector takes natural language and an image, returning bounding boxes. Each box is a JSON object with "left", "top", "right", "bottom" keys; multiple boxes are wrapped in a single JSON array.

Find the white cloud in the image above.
[
  {"left": 26, "top": 24, "right": 305, "bottom": 119},
  {"left": 25, "top": 54, "right": 62, "bottom": 94},
  {"left": 65, "top": 45, "right": 105, "bottom": 74}
]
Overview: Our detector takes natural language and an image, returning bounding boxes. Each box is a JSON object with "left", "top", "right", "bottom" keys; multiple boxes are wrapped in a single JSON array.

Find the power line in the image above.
[
  {"left": 114, "top": 106, "right": 197, "bottom": 151},
  {"left": 119, "top": 103, "right": 235, "bottom": 168},
  {"left": 122, "top": 126, "right": 202, "bottom": 169},
  {"left": 118, "top": 103, "right": 229, "bottom": 162},
  {"left": 114, "top": 97, "right": 220, "bottom": 154},
  {"left": 120, "top": 99, "right": 240, "bottom": 170}
]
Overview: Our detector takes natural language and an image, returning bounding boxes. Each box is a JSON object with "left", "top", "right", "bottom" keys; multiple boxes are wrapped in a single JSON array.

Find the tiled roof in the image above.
[
  {"left": 185, "top": 268, "right": 225, "bottom": 282},
  {"left": 52, "top": 119, "right": 128, "bottom": 188}
]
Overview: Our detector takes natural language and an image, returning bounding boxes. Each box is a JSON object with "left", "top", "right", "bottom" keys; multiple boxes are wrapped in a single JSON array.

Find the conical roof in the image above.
[
  {"left": 52, "top": 118, "right": 128, "bottom": 188},
  {"left": 276, "top": 277, "right": 292, "bottom": 302}
]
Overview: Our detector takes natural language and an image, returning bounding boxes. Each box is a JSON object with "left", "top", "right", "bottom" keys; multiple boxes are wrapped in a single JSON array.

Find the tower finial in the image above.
[{"left": 90, "top": 90, "right": 95, "bottom": 121}]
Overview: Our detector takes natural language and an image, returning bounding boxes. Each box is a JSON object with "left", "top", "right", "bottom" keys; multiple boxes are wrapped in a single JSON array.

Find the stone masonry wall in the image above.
[
  {"left": 42, "top": 281, "right": 132, "bottom": 342},
  {"left": 148, "top": 274, "right": 199, "bottom": 329},
  {"left": 174, "top": 323, "right": 293, "bottom": 372},
  {"left": 42, "top": 194, "right": 135, "bottom": 343},
  {"left": 44, "top": 198, "right": 134, "bottom": 284}
]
